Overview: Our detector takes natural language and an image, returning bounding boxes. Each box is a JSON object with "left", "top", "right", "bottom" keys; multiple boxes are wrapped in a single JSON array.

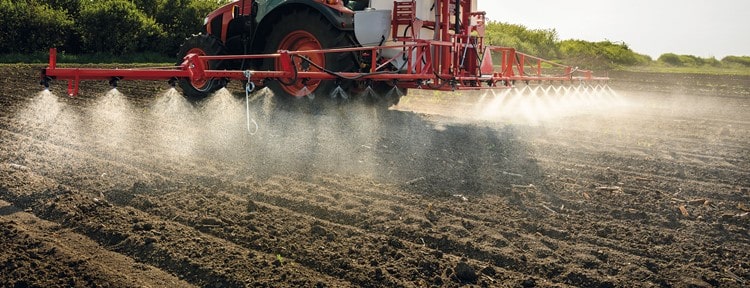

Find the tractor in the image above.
[
  {"left": 178, "top": 0, "right": 394, "bottom": 104},
  {"left": 41, "top": 0, "right": 607, "bottom": 105}
]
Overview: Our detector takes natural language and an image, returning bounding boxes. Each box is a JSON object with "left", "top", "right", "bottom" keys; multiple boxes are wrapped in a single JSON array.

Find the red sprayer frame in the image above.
[{"left": 40, "top": 0, "right": 607, "bottom": 96}]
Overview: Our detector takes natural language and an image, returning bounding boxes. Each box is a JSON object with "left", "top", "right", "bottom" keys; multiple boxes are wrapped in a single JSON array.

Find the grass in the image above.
[
  {"left": 616, "top": 64, "right": 750, "bottom": 76},
  {"left": 0, "top": 51, "right": 174, "bottom": 65}
]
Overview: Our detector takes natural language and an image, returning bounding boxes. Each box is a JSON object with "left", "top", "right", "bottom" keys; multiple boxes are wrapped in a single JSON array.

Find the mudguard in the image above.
[{"left": 254, "top": 0, "right": 355, "bottom": 31}]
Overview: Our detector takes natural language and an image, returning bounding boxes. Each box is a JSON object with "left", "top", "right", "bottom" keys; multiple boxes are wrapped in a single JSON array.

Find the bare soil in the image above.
[{"left": 1, "top": 65, "right": 749, "bottom": 287}]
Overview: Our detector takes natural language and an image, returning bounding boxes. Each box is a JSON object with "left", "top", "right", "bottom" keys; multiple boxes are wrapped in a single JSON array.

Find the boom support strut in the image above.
[
  {"left": 41, "top": 44, "right": 606, "bottom": 97},
  {"left": 40, "top": 0, "right": 607, "bottom": 96}
]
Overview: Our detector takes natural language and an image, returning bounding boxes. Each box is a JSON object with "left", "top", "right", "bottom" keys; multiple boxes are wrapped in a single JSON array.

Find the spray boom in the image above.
[{"left": 39, "top": 0, "right": 608, "bottom": 97}]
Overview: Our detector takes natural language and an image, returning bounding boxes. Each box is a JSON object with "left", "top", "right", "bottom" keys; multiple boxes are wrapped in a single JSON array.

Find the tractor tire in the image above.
[
  {"left": 176, "top": 34, "right": 226, "bottom": 102},
  {"left": 261, "top": 9, "right": 357, "bottom": 106}
]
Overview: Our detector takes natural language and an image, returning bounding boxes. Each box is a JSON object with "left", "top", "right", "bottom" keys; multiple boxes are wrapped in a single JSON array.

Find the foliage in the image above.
[
  {"left": 150, "top": 0, "right": 228, "bottom": 55},
  {"left": 721, "top": 56, "right": 750, "bottom": 67},
  {"left": 657, "top": 53, "right": 725, "bottom": 68},
  {"left": 481, "top": 21, "right": 747, "bottom": 73},
  {"left": 0, "top": 0, "right": 227, "bottom": 56},
  {"left": 126, "top": 0, "right": 224, "bottom": 54},
  {"left": 485, "top": 21, "right": 559, "bottom": 59},
  {"left": 483, "top": 21, "right": 650, "bottom": 69},
  {"left": 77, "top": 0, "right": 164, "bottom": 54},
  {"left": 657, "top": 53, "right": 682, "bottom": 66},
  {"left": 620, "top": 64, "right": 750, "bottom": 76},
  {"left": 558, "top": 40, "right": 651, "bottom": 69},
  {"left": 46, "top": 0, "right": 82, "bottom": 16},
  {"left": 0, "top": 0, "right": 74, "bottom": 53}
]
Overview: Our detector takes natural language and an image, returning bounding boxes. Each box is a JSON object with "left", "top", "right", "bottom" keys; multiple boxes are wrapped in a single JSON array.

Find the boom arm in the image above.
[
  {"left": 40, "top": 0, "right": 608, "bottom": 96},
  {"left": 41, "top": 43, "right": 606, "bottom": 96}
]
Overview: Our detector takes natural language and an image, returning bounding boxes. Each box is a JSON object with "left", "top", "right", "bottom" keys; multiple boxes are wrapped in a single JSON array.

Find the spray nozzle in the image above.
[
  {"left": 109, "top": 77, "right": 121, "bottom": 88},
  {"left": 40, "top": 76, "right": 52, "bottom": 89},
  {"left": 168, "top": 77, "right": 177, "bottom": 88}
]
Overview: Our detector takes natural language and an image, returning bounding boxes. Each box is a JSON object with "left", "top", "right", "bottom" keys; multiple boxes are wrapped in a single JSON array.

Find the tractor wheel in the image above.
[
  {"left": 261, "top": 9, "right": 357, "bottom": 105},
  {"left": 177, "top": 34, "right": 226, "bottom": 102}
]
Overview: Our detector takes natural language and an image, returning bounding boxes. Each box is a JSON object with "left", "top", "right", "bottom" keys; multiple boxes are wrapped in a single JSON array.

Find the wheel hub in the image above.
[
  {"left": 276, "top": 31, "right": 325, "bottom": 96},
  {"left": 186, "top": 48, "right": 209, "bottom": 89}
]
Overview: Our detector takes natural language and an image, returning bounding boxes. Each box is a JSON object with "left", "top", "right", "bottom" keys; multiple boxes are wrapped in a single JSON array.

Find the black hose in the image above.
[{"left": 295, "top": 54, "right": 396, "bottom": 80}]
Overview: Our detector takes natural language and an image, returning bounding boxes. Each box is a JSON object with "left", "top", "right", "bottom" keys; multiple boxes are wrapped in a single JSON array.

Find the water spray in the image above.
[
  {"left": 331, "top": 85, "right": 348, "bottom": 100},
  {"left": 328, "top": 79, "right": 347, "bottom": 100},
  {"left": 386, "top": 83, "right": 405, "bottom": 100},
  {"left": 361, "top": 81, "right": 377, "bottom": 103}
]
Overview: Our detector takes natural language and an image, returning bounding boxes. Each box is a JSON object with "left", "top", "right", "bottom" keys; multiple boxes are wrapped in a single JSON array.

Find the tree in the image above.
[
  {"left": 77, "top": 0, "right": 165, "bottom": 54},
  {"left": 721, "top": 56, "right": 750, "bottom": 67},
  {"left": 151, "top": 0, "right": 229, "bottom": 55},
  {"left": 0, "top": 0, "right": 73, "bottom": 53},
  {"left": 559, "top": 40, "right": 650, "bottom": 69},
  {"left": 657, "top": 53, "right": 682, "bottom": 66},
  {"left": 484, "top": 21, "right": 559, "bottom": 59}
]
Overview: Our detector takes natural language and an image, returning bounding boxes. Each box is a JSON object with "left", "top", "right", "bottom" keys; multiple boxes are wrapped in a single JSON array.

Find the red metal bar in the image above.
[
  {"left": 49, "top": 48, "right": 57, "bottom": 69},
  {"left": 370, "top": 49, "right": 377, "bottom": 73},
  {"left": 42, "top": 35, "right": 608, "bottom": 96},
  {"left": 440, "top": 0, "right": 450, "bottom": 76},
  {"left": 537, "top": 60, "right": 542, "bottom": 76}
]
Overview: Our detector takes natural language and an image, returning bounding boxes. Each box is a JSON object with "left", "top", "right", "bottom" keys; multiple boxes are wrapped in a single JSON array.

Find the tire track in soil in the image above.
[
  {"left": 520, "top": 107, "right": 750, "bottom": 286},
  {"left": 195, "top": 175, "right": 649, "bottom": 287},
  {"left": 110, "top": 181, "right": 521, "bottom": 287},
  {"left": 533, "top": 146, "right": 749, "bottom": 187},
  {"left": 535, "top": 135, "right": 749, "bottom": 170},
  {"left": 0, "top": 126, "right": 740, "bottom": 288},
  {"left": 0, "top": 165, "right": 351, "bottom": 287},
  {"left": 2, "top": 66, "right": 750, "bottom": 286},
  {"left": 113, "top": 175, "right": 619, "bottom": 287},
  {"left": 0, "top": 200, "right": 194, "bottom": 288},
  {"left": 0, "top": 123, "right": 383, "bottom": 285},
  {"left": 398, "top": 88, "right": 750, "bottom": 285},
  {"left": 2, "top": 98, "right": 611, "bottom": 285},
  {"left": 0, "top": 94, "right": 535, "bottom": 285}
]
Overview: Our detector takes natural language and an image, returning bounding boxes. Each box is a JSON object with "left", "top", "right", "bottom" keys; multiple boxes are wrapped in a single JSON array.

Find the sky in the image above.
[{"left": 477, "top": 0, "right": 750, "bottom": 59}]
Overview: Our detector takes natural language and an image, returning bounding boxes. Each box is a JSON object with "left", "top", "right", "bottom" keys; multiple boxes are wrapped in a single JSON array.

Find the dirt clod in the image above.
[
  {"left": 521, "top": 278, "right": 537, "bottom": 287},
  {"left": 454, "top": 262, "right": 477, "bottom": 283}
]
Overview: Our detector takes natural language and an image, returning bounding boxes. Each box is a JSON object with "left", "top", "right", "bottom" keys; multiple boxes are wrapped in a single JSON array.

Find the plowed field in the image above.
[{"left": 1, "top": 65, "right": 749, "bottom": 287}]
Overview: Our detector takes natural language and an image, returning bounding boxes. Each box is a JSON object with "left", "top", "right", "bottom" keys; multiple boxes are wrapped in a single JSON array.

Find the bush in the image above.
[
  {"left": 658, "top": 53, "right": 683, "bottom": 66},
  {"left": 658, "top": 53, "right": 727, "bottom": 68},
  {"left": 722, "top": 56, "right": 750, "bottom": 67},
  {"left": 679, "top": 54, "right": 704, "bottom": 66},
  {"left": 46, "top": 0, "right": 82, "bottom": 16},
  {"left": 0, "top": 0, "right": 74, "bottom": 53},
  {"left": 704, "top": 57, "right": 722, "bottom": 67},
  {"left": 0, "top": 0, "right": 229, "bottom": 57},
  {"left": 151, "top": 0, "right": 227, "bottom": 55},
  {"left": 485, "top": 21, "right": 559, "bottom": 59},
  {"left": 77, "top": 0, "right": 165, "bottom": 54},
  {"left": 558, "top": 40, "right": 649, "bottom": 69},
  {"left": 75, "top": 0, "right": 228, "bottom": 55}
]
